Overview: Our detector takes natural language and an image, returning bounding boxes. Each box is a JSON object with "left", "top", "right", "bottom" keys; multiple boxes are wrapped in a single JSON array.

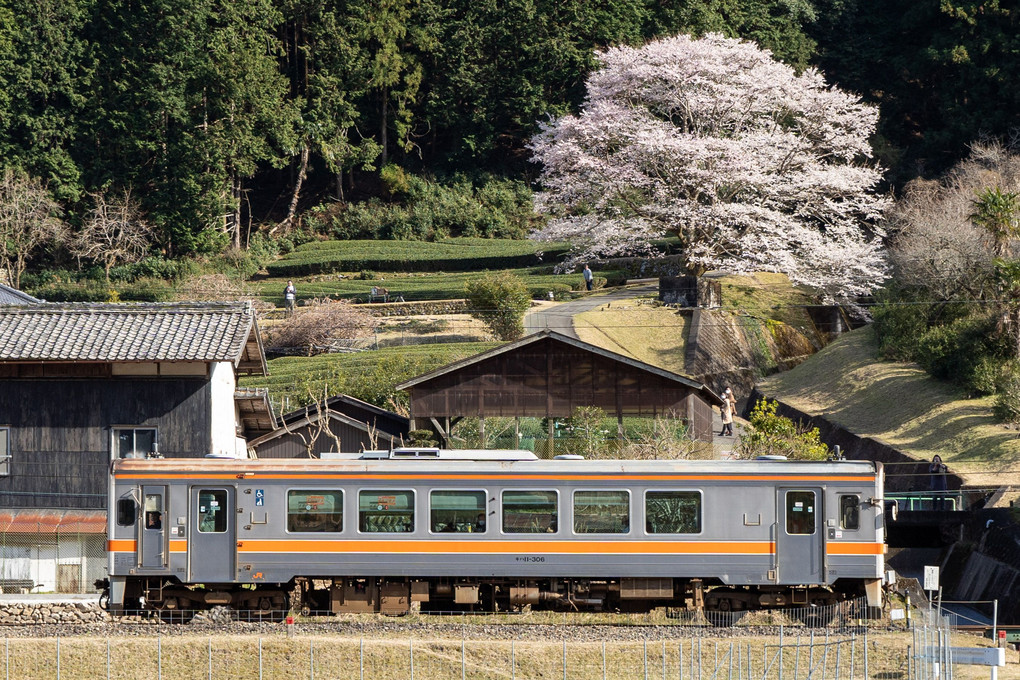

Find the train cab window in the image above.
[
  {"left": 288, "top": 490, "right": 343, "bottom": 533},
  {"left": 359, "top": 490, "right": 414, "bottom": 533},
  {"left": 502, "top": 490, "right": 558, "bottom": 533},
  {"left": 645, "top": 491, "right": 701, "bottom": 534},
  {"left": 198, "top": 490, "right": 228, "bottom": 533},
  {"left": 143, "top": 494, "right": 162, "bottom": 530},
  {"left": 786, "top": 491, "right": 816, "bottom": 535},
  {"left": 117, "top": 498, "right": 137, "bottom": 526},
  {"left": 430, "top": 490, "right": 486, "bottom": 533},
  {"left": 574, "top": 490, "right": 629, "bottom": 534},
  {"left": 839, "top": 495, "right": 860, "bottom": 531}
]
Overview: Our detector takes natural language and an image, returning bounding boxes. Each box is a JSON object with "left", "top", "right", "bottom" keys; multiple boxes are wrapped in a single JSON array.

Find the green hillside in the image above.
[{"left": 758, "top": 326, "right": 1020, "bottom": 488}]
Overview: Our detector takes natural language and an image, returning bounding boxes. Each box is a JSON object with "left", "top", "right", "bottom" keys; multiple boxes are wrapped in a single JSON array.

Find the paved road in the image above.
[{"left": 524, "top": 281, "right": 659, "bottom": 339}]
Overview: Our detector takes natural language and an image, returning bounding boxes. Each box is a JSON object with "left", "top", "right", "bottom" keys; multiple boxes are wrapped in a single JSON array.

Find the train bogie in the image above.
[{"left": 99, "top": 452, "right": 886, "bottom": 619}]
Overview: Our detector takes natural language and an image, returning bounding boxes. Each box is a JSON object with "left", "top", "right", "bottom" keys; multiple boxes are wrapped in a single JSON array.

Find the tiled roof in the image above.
[
  {"left": 0, "top": 302, "right": 264, "bottom": 369},
  {"left": 0, "top": 283, "right": 41, "bottom": 305}
]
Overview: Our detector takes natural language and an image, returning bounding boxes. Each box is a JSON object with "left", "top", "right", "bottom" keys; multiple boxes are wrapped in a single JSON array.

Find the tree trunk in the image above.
[
  {"left": 380, "top": 88, "right": 388, "bottom": 166},
  {"left": 232, "top": 176, "right": 242, "bottom": 249},
  {"left": 283, "top": 144, "right": 310, "bottom": 229}
]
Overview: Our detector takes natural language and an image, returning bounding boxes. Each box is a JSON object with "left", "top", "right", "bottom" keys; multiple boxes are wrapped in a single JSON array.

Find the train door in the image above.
[
  {"left": 140, "top": 485, "right": 167, "bottom": 569},
  {"left": 188, "top": 487, "right": 236, "bottom": 583},
  {"left": 776, "top": 488, "right": 823, "bottom": 585}
]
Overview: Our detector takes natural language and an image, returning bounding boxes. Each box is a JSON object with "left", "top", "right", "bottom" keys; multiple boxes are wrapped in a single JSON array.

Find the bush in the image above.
[
  {"left": 994, "top": 367, "right": 1020, "bottom": 423},
  {"left": 28, "top": 280, "right": 109, "bottom": 302},
  {"left": 117, "top": 279, "right": 175, "bottom": 302},
  {"left": 736, "top": 399, "right": 828, "bottom": 460},
  {"left": 465, "top": 271, "right": 532, "bottom": 341}
]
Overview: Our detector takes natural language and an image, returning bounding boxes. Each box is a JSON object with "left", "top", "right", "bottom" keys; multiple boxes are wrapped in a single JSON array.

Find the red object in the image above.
[
  {"left": 286, "top": 616, "right": 294, "bottom": 625},
  {"left": 999, "top": 630, "right": 1006, "bottom": 639}
]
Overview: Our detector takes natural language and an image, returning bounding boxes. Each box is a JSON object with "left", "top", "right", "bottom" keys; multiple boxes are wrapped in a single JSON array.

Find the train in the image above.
[{"left": 97, "top": 449, "right": 886, "bottom": 620}]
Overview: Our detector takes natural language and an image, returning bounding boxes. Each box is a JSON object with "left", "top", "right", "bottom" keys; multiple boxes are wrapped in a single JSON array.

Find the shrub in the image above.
[
  {"left": 465, "top": 271, "right": 532, "bottom": 341},
  {"left": 117, "top": 278, "right": 175, "bottom": 302},
  {"left": 562, "top": 406, "right": 611, "bottom": 458},
  {"left": 994, "top": 367, "right": 1020, "bottom": 424},
  {"left": 735, "top": 398, "right": 828, "bottom": 460},
  {"left": 28, "top": 280, "right": 109, "bottom": 302}
]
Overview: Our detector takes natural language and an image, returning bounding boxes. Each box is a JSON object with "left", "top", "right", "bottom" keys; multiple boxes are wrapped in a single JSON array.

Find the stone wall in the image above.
[{"left": 0, "top": 601, "right": 107, "bottom": 624}]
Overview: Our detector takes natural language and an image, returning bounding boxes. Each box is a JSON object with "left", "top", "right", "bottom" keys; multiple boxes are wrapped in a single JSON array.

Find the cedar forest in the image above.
[{"left": 1, "top": 0, "right": 1016, "bottom": 260}]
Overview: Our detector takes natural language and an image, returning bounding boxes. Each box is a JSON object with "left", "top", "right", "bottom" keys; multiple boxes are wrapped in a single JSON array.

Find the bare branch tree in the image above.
[
  {"left": 0, "top": 169, "right": 67, "bottom": 289},
  {"left": 71, "top": 187, "right": 154, "bottom": 282}
]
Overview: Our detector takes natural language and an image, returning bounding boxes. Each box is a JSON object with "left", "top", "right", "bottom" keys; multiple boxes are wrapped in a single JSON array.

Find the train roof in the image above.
[{"left": 112, "top": 455, "right": 879, "bottom": 478}]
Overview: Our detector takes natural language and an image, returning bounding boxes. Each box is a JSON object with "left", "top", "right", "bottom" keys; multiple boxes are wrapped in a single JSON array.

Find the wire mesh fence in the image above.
[
  {"left": 0, "top": 632, "right": 890, "bottom": 680},
  {"left": 907, "top": 606, "right": 955, "bottom": 680},
  {"left": 0, "top": 529, "right": 105, "bottom": 595}
]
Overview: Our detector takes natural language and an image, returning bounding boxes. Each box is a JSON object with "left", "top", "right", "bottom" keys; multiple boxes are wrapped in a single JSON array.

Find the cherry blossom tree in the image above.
[{"left": 529, "top": 33, "right": 891, "bottom": 301}]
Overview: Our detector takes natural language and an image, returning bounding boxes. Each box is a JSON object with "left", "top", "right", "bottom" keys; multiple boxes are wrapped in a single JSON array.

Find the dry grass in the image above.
[
  {"left": 574, "top": 302, "right": 687, "bottom": 373},
  {"left": 0, "top": 629, "right": 1007, "bottom": 679},
  {"left": 759, "top": 326, "right": 1020, "bottom": 488}
]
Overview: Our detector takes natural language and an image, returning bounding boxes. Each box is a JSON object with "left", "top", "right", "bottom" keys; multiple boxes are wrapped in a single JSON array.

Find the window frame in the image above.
[
  {"left": 838, "top": 494, "right": 861, "bottom": 531},
  {"left": 500, "top": 489, "right": 560, "bottom": 535},
  {"left": 111, "top": 426, "right": 158, "bottom": 460},
  {"left": 572, "top": 489, "right": 631, "bottom": 535},
  {"left": 428, "top": 488, "right": 488, "bottom": 535},
  {"left": 785, "top": 490, "right": 817, "bottom": 536},
  {"left": 643, "top": 489, "right": 704, "bottom": 536},
  {"left": 197, "top": 489, "right": 228, "bottom": 534},
  {"left": 0, "top": 426, "right": 10, "bottom": 477},
  {"left": 116, "top": 498, "right": 137, "bottom": 527},
  {"left": 357, "top": 488, "right": 416, "bottom": 534},
  {"left": 286, "top": 488, "right": 344, "bottom": 534}
]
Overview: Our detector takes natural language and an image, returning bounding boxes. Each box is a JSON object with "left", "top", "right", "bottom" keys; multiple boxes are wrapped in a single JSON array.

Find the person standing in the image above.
[
  {"left": 284, "top": 280, "right": 297, "bottom": 316},
  {"left": 583, "top": 264, "right": 594, "bottom": 291},
  {"left": 720, "top": 387, "right": 736, "bottom": 436},
  {"left": 929, "top": 455, "right": 948, "bottom": 510}
]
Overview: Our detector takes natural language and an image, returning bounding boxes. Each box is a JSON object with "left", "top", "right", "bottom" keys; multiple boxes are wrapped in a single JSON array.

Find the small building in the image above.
[
  {"left": 0, "top": 302, "right": 273, "bottom": 592},
  {"left": 248, "top": 394, "right": 410, "bottom": 458},
  {"left": 396, "top": 329, "right": 722, "bottom": 448}
]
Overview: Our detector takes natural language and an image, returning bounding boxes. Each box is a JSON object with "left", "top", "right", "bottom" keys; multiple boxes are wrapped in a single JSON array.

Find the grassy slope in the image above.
[
  {"left": 758, "top": 325, "right": 1020, "bottom": 487},
  {"left": 574, "top": 302, "right": 688, "bottom": 374}
]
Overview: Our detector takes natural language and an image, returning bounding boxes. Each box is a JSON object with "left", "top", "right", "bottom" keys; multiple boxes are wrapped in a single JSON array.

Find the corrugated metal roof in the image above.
[
  {"left": 0, "top": 302, "right": 260, "bottom": 366},
  {"left": 0, "top": 509, "right": 106, "bottom": 534}
]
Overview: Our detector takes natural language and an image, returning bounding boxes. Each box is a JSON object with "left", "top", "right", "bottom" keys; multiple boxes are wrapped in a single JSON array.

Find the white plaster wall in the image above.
[{"left": 209, "top": 361, "right": 239, "bottom": 456}]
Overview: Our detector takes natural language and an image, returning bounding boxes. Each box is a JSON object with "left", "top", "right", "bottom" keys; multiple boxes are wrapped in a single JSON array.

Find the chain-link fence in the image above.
[
  {"left": 0, "top": 632, "right": 888, "bottom": 680},
  {"left": 0, "top": 528, "right": 105, "bottom": 595}
]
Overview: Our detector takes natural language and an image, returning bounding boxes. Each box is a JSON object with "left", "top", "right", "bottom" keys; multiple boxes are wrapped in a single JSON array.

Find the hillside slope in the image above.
[{"left": 758, "top": 326, "right": 1020, "bottom": 488}]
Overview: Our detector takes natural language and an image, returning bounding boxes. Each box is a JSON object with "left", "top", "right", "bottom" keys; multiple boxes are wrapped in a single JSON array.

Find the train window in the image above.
[
  {"left": 144, "top": 494, "right": 162, "bottom": 530},
  {"left": 786, "top": 491, "right": 816, "bottom": 535},
  {"left": 574, "top": 490, "right": 629, "bottom": 534},
  {"left": 502, "top": 490, "right": 558, "bottom": 533},
  {"left": 288, "top": 490, "right": 343, "bottom": 533},
  {"left": 430, "top": 490, "right": 486, "bottom": 533},
  {"left": 359, "top": 490, "right": 414, "bottom": 533},
  {"left": 645, "top": 491, "right": 701, "bottom": 534},
  {"left": 117, "top": 498, "right": 137, "bottom": 526},
  {"left": 839, "top": 495, "right": 860, "bottom": 531},
  {"left": 198, "top": 489, "right": 228, "bottom": 533}
]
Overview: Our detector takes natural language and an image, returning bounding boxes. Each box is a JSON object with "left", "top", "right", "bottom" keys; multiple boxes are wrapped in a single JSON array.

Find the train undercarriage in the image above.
[{"left": 98, "top": 576, "right": 877, "bottom": 624}]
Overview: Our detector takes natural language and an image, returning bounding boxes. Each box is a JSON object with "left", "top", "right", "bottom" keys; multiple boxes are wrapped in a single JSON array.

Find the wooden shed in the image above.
[
  {"left": 248, "top": 394, "right": 410, "bottom": 458},
  {"left": 396, "top": 330, "right": 722, "bottom": 446}
]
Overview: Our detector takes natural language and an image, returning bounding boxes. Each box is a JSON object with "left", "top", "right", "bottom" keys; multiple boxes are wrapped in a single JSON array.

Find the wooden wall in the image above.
[
  {"left": 0, "top": 378, "right": 211, "bottom": 509},
  {"left": 254, "top": 419, "right": 402, "bottom": 458}
]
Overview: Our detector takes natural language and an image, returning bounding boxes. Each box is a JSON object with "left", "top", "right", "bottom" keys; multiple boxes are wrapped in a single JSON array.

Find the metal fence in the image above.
[
  {"left": 1, "top": 632, "right": 886, "bottom": 680},
  {"left": 907, "top": 606, "right": 955, "bottom": 680},
  {"left": 0, "top": 530, "right": 105, "bottom": 595}
]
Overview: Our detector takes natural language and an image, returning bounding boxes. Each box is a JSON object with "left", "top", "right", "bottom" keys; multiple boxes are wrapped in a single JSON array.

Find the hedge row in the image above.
[{"left": 267, "top": 238, "right": 571, "bottom": 276}]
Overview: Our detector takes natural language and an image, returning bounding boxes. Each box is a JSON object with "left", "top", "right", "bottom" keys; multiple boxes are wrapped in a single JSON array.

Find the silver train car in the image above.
[{"left": 99, "top": 450, "right": 886, "bottom": 619}]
